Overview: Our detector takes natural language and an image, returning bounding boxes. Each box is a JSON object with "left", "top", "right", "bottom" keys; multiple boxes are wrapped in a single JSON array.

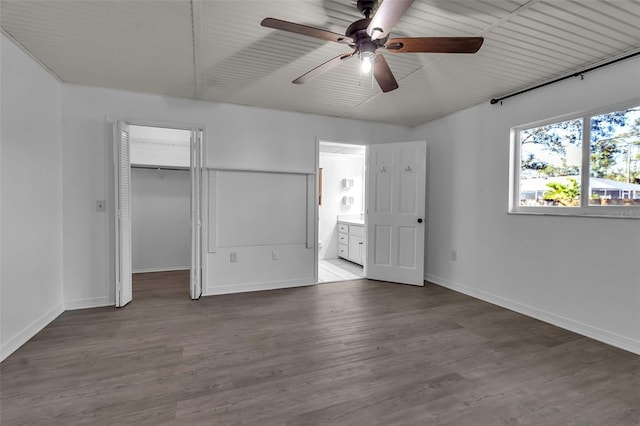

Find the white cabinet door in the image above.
[
  {"left": 348, "top": 235, "right": 364, "bottom": 265},
  {"left": 366, "top": 141, "right": 427, "bottom": 286}
]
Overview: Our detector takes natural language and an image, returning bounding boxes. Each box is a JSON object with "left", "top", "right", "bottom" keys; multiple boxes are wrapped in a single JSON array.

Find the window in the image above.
[
  {"left": 589, "top": 108, "right": 640, "bottom": 206},
  {"left": 511, "top": 101, "right": 640, "bottom": 218}
]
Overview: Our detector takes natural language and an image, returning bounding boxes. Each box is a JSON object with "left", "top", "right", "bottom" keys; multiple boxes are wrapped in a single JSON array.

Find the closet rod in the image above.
[{"left": 131, "top": 165, "right": 189, "bottom": 172}]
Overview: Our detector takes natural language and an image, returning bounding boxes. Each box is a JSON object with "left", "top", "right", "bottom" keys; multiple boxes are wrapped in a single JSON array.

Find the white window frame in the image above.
[{"left": 509, "top": 99, "right": 640, "bottom": 219}]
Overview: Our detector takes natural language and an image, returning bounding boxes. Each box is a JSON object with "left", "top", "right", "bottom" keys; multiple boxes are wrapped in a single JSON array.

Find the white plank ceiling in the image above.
[{"left": 2, "top": 0, "right": 639, "bottom": 126}]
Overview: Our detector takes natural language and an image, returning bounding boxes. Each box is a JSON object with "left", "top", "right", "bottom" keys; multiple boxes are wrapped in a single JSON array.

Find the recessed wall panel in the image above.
[{"left": 216, "top": 171, "right": 306, "bottom": 247}]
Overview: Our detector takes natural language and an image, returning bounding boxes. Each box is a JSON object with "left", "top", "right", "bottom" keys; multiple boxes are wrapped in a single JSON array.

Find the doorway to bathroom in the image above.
[{"left": 318, "top": 142, "right": 366, "bottom": 283}]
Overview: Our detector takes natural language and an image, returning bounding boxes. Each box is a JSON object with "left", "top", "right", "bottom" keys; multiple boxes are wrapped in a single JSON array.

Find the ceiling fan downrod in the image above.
[{"left": 357, "top": 0, "right": 377, "bottom": 18}]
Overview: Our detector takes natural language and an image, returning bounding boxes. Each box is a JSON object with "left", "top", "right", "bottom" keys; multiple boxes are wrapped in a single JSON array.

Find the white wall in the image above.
[
  {"left": 0, "top": 34, "right": 64, "bottom": 360},
  {"left": 413, "top": 56, "right": 640, "bottom": 354},
  {"left": 61, "top": 83, "right": 413, "bottom": 304},
  {"left": 318, "top": 153, "right": 364, "bottom": 259},
  {"left": 131, "top": 168, "right": 190, "bottom": 273}
]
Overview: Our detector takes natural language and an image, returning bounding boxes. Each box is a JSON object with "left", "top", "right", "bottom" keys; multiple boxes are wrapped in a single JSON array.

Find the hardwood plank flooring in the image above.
[{"left": 1, "top": 271, "right": 638, "bottom": 425}]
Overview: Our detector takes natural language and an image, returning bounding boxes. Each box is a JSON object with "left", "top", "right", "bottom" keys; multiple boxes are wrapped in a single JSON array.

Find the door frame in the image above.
[
  {"left": 110, "top": 116, "right": 207, "bottom": 305},
  {"left": 315, "top": 138, "right": 429, "bottom": 285},
  {"left": 315, "top": 139, "right": 368, "bottom": 283}
]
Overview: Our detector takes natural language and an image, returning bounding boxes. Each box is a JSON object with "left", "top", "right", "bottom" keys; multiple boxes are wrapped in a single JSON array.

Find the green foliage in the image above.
[
  {"left": 589, "top": 110, "right": 639, "bottom": 183},
  {"left": 520, "top": 119, "right": 582, "bottom": 180},
  {"left": 543, "top": 178, "right": 580, "bottom": 206},
  {"left": 521, "top": 153, "right": 579, "bottom": 177},
  {"left": 520, "top": 119, "right": 582, "bottom": 156}
]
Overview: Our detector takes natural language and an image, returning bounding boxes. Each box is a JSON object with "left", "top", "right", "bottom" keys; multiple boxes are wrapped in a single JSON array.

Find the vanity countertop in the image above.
[{"left": 337, "top": 216, "right": 364, "bottom": 226}]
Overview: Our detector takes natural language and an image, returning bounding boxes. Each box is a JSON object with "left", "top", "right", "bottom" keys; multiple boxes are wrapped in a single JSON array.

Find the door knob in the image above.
[{"left": 417, "top": 218, "right": 423, "bottom": 223}]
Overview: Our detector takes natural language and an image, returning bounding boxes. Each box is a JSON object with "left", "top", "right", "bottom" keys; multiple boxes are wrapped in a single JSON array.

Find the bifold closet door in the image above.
[
  {"left": 114, "top": 121, "right": 133, "bottom": 307},
  {"left": 190, "top": 129, "right": 203, "bottom": 299}
]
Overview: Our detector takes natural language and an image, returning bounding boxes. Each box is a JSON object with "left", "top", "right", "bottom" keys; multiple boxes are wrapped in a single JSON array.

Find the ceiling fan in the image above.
[{"left": 261, "top": 0, "right": 484, "bottom": 93}]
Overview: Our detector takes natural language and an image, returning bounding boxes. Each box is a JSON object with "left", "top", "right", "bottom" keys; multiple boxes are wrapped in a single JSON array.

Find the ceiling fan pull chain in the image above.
[{"left": 371, "top": 64, "right": 374, "bottom": 89}]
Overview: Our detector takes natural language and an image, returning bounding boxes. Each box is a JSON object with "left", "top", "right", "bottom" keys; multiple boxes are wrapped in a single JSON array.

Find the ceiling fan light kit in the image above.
[
  {"left": 261, "top": 0, "right": 483, "bottom": 93},
  {"left": 360, "top": 52, "right": 374, "bottom": 74}
]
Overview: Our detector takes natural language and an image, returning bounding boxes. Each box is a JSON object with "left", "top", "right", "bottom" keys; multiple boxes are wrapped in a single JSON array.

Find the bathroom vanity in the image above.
[{"left": 337, "top": 217, "right": 365, "bottom": 266}]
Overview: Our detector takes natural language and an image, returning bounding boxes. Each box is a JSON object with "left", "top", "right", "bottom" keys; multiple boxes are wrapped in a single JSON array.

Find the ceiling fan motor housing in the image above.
[{"left": 346, "top": 18, "right": 386, "bottom": 54}]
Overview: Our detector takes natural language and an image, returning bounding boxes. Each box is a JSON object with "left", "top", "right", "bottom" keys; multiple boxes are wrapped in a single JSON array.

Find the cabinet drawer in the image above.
[
  {"left": 349, "top": 225, "right": 364, "bottom": 237},
  {"left": 338, "top": 223, "right": 348, "bottom": 233},
  {"left": 338, "top": 232, "right": 348, "bottom": 244},
  {"left": 338, "top": 244, "right": 348, "bottom": 258}
]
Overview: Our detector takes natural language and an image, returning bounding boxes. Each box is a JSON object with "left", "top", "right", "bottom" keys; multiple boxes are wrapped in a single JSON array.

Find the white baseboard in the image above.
[
  {"left": 205, "top": 278, "right": 315, "bottom": 296},
  {"left": 65, "top": 296, "right": 113, "bottom": 310},
  {"left": 133, "top": 266, "right": 190, "bottom": 274},
  {"left": 426, "top": 273, "right": 640, "bottom": 355},
  {"left": 0, "top": 303, "right": 65, "bottom": 362}
]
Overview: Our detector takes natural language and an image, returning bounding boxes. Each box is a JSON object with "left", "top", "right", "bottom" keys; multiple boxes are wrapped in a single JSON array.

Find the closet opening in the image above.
[
  {"left": 130, "top": 125, "right": 191, "bottom": 299},
  {"left": 114, "top": 122, "right": 203, "bottom": 306},
  {"left": 317, "top": 141, "right": 366, "bottom": 283}
]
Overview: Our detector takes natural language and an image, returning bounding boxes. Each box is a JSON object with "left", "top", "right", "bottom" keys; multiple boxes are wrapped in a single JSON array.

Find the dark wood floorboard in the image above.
[{"left": 1, "top": 271, "right": 638, "bottom": 425}]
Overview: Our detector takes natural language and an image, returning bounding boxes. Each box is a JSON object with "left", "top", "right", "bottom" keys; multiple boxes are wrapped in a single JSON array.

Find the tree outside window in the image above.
[{"left": 513, "top": 103, "right": 640, "bottom": 215}]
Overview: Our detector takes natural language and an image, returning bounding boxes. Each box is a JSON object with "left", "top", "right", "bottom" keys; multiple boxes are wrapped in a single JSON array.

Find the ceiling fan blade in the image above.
[
  {"left": 367, "top": 0, "right": 415, "bottom": 40},
  {"left": 261, "top": 18, "right": 353, "bottom": 44},
  {"left": 293, "top": 52, "right": 355, "bottom": 84},
  {"left": 385, "top": 37, "right": 484, "bottom": 53},
  {"left": 373, "top": 54, "right": 399, "bottom": 93}
]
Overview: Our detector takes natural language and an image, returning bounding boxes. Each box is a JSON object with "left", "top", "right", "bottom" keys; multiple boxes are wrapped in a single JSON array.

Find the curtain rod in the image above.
[{"left": 490, "top": 50, "right": 640, "bottom": 105}]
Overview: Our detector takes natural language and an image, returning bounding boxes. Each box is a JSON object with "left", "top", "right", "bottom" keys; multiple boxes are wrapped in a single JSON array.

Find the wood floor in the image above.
[{"left": 1, "top": 271, "right": 638, "bottom": 425}]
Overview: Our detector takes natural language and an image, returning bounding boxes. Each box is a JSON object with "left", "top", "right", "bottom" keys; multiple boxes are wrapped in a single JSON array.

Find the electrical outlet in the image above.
[
  {"left": 451, "top": 250, "right": 457, "bottom": 261},
  {"left": 230, "top": 252, "right": 238, "bottom": 263},
  {"left": 96, "top": 200, "right": 106, "bottom": 212},
  {"left": 272, "top": 251, "right": 279, "bottom": 260}
]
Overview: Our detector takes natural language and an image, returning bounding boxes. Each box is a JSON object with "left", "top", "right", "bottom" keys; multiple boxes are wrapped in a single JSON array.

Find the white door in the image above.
[
  {"left": 366, "top": 141, "right": 427, "bottom": 286},
  {"left": 190, "top": 130, "right": 203, "bottom": 299},
  {"left": 114, "top": 121, "right": 133, "bottom": 306}
]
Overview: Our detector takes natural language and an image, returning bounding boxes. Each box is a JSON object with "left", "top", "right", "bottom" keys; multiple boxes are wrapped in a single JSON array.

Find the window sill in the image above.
[{"left": 508, "top": 208, "right": 640, "bottom": 219}]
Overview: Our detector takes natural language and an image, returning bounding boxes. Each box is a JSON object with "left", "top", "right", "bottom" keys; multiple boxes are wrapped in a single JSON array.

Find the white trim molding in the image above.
[
  {"left": 205, "top": 278, "right": 315, "bottom": 296},
  {"left": 132, "top": 266, "right": 190, "bottom": 274},
  {"left": 0, "top": 304, "right": 65, "bottom": 362},
  {"left": 426, "top": 273, "right": 640, "bottom": 356},
  {"left": 64, "top": 297, "right": 113, "bottom": 311}
]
